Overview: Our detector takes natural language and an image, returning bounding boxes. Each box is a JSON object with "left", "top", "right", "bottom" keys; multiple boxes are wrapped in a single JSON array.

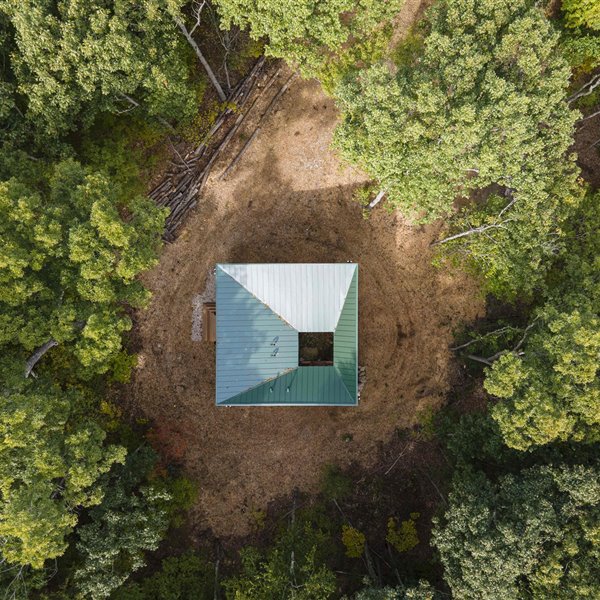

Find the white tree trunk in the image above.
[{"left": 174, "top": 17, "right": 227, "bottom": 102}]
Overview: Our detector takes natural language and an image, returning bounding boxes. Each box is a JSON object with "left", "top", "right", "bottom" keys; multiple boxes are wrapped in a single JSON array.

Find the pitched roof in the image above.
[
  {"left": 218, "top": 263, "right": 356, "bottom": 331},
  {"left": 216, "top": 264, "right": 358, "bottom": 406}
]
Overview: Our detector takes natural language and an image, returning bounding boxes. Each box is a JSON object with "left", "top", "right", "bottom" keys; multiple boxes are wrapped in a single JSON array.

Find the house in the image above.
[{"left": 215, "top": 263, "right": 358, "bottom": 406}]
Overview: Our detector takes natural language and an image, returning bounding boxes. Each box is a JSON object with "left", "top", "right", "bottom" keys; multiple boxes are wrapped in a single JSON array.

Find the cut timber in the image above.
[
  {"left": 221, "top": 71, "right": 298, "bottom": 180},
  {"left": 203, "top": 302, "right": 217, "bottom": 342}
]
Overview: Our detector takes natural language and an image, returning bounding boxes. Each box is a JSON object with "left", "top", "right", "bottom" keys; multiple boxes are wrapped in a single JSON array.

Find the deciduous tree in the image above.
[
  {"left": 483, "top": 190, "right": 600, "bottom": 449},
  {"left": 433, "top": 461, "right": 600, "bottom": 599},
  {"left": 0, "top": 0, "right": 198, "bottom": 136},
  {"left": 213, "top": 0, "right": 402, "bottom": 75},
  {"left": 223, "top": 510, "right": 336, "bottom": 599},
  {"left": 72, "top": 448, "right": 172, "bottom": 599},
  {"left": 0, "top": 358, "right": 125, "bottom": 568},
  {"left": 334, "top": 0, "right": 581, "bottom": 297},
  {"left": 0, "top": 159, "right": 165, "bottom": 377}
]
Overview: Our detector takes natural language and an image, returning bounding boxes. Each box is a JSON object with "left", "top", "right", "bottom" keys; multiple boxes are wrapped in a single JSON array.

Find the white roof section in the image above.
[{"left": 218, "top": 263, "right": 357, "bottom": 332}]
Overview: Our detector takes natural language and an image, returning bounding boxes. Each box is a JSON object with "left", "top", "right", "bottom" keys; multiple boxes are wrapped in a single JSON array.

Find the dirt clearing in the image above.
[{"left": 124, "top": 72, "right": 483, "bottom": 541}]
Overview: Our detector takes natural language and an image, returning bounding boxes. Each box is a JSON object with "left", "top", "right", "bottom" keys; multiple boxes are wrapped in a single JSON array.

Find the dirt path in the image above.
[{"left": 125, "top": 72, "right": 483, "bottom": 541}]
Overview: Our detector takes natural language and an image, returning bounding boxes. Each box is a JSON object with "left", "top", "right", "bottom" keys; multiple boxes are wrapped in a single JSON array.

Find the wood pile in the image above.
[{"left": 148, "top": 57, "right": 296, "bottom": 241}]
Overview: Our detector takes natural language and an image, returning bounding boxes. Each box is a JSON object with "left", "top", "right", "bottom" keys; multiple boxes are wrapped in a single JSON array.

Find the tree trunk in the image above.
[
  {"left": 431, "top": 221, "right": 508, "bottom": 246},
  {"left": 24, "top": 339, "right": 58, "bottom": 377},
  {"left": 121, "top": 93, "right": 176, "bottom": 132},
  {"left": 174, "top": 17, "right": 227, "bottom": 102}
]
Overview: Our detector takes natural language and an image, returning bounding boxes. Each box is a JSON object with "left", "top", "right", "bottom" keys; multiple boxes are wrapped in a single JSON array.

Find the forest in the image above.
[{"left": 0, "top": 0, "right": 599, "bottom": 598}]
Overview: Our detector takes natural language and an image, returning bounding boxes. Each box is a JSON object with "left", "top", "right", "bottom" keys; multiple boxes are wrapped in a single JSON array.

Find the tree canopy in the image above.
[
  {"left": 0, "top": 358, "right": 125, "bottom": 568},
  {"left": 334, "top": 0, "right": 581, "bottom": 297},
  {"left": 223, "top": 511, "right": 337, "bottom": 599},
  {"left": 484, "top": 190, "right": 600, "bottom": 449},
  {"left": 72, "top": 447, "right": 172, "bottom": 599},
  {"left": 433, "top": 458, "right": 600, "bottom": 599},
  {"left": 214, "top": 0, "right": 403, "bottom": 75},
  {"left": 0, "top": 159, "right": 165, "bottom": 376},
  {"left": 0, "top": 0, "right": 198, "bottom": 138}
]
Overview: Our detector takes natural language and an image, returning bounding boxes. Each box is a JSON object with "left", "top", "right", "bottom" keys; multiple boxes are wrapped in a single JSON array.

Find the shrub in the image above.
[
  {"left": 386, "top": 513, "right": 420, "bottom": 553},
  {"left": 342, "top": 525, "right": 366, "bottom": 558}
]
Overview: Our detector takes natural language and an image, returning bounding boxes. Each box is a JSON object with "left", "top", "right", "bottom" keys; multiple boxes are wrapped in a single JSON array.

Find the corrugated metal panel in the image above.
[
  {"left": 215, "top": 263, "right": 358, "bottom": 406},
  {"left": 334, "top": 268, "right": 358, "bottom": 399},
  {"left": 219, "top": 264, "right": 356, "bottom": 332},
  {"left": 220, "top": 366, "right": 355, "bottom": 405},
  {"left": 216, "top": 267, "right": 298, "bottom": 404}
]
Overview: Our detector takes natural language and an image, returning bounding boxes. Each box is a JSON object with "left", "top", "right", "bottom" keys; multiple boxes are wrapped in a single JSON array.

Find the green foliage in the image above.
[
  {"left": 72, "top": 447, "right": 172, "bottom": 599},
  {"left": 334, "top": 0, "right": 581, "bottom": 298},
  {"left": 223, "top": 510, "right": 336, "bottom": 600},
  {"left": 439, "top": 412, "right": 515, "bottom": 469},
  {"left": 433, "top": 460, "right": 600, "bottom": 599},
  {"left": 484, "top": 190, "right": 600, "bottom": 449},
  {"left": 0, "top": 159, "right": 166, "bottom": 377},
  {"left": 560, "top": 0, "right": 600, "bottom": 71},
  {"left": 0, "top": 563, "right": 50, "bottom": 600},
  {"left": 112, "top": 551, "right": 216, "bottom": 600},
  {"left": 562, "top": 0, "right": 600, "bottom": 30},
  {"left": 0, "top": 0, "right": 198, "bottom": 138},
  {"left": 314, "top": 25, "right": 393, "bottom": 94},
  {"left": 341, "top": 525, "right": 366, "bottom": 558},
  {"left": 79, "top": 113, "right": 165, "bottom": 198},
  {"left": 391, "top": 27, "right": 424, "bottom": 68},
  {"left": 561, "top": 30, "right": 600, "bottom": 71},
  {"left": 320, "top": 464, "right": 352, "bottom": 501},
  {"left": 386, "top": 514, "right": 420, "bottom": 553},
  {"left": 214, "top": 0, "right": 403, "bottom": 76},
  {"left": 350, "top": 581, "right": 437, "bottom": 600},
  {"left": 486, "top": 308, "right": 600, "bottom": 449},
  {"left": 164, "top": 476, "right": 198, "bottom": 528},
  {"left": 109, "top": 351, "right": 138, "bottom": 384},
  {"left": 0, "top": 358, "right": 125, "bottom": 568}
]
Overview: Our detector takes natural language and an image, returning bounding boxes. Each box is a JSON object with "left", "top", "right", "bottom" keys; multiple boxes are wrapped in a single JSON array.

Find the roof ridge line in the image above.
[
  {"left": 333, "top": 364, "right": 355, "bottom": 403},
  {"left": 333, "top": 267, "right": 357, "bottom": 331}
]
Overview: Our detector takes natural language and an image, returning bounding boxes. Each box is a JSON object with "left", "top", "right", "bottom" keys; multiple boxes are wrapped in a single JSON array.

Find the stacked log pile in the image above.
[{"left": 149, "top": 57, "right": 296, "bottom": 241}]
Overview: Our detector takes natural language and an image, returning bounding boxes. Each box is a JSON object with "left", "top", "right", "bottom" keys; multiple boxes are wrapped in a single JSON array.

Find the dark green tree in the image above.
[
  {"left": 112, "top": 551, "right": 216, "bottom": 600},
  {"left": 223, "top": 510, "right": 336, "bottom": 599},
  {"left": 72, "top": 447, "right": 172, "bottom": 599},
  {"left": 433, "top": 459, "right": 600, "bottom": 599},
  {"left": 350, "top": 582, "right": 437, "bottom": 599}
]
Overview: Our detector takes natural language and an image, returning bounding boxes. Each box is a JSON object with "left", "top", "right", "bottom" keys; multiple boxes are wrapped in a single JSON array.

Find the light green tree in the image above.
[
  {"left": 351, "top": 582, "right": 437, "bottom": 600},
  {"left": 560, "top": 0, "right": 600, "bottom": 73},
  {"left": 334, "top": 0, "right": 581, "bottom": 297},
  {"left": 0, "top": 358, "right": 125, "bottom": 568},
  {"left": 223, "top": 512, "right": 336, "bottom": 600},
  {"left": 213, "top": 0, "right": 403, "bottom": 75},
  {"left": 0, "top": 159, "right": 165, "bottom": 377},
  {"left": 483, "top": 190, "right": 600, "bottom": 449},
  {"left": 0, "top": 0, "right": 199, "bottom": 137},
  {"left": 485, "top": 307, "right": 600, "bottom": 450},
  {"left": 433, "top": 461, "right": 600, "bottom": 600},
  {"left": 563, "top": 0, "right": 600, "bottom": 31}
]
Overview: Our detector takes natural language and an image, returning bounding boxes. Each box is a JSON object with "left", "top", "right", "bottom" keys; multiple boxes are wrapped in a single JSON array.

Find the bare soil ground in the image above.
[{"left": 123, "top": 68, "right": 483, "bottom": 542}]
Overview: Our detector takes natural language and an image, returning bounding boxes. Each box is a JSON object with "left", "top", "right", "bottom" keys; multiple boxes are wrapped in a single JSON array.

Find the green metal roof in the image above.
[{"left": 216, "top": 264, "right": 358, "bottom": 406}]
